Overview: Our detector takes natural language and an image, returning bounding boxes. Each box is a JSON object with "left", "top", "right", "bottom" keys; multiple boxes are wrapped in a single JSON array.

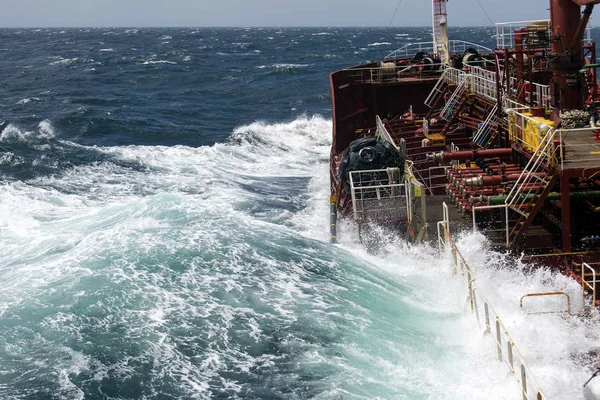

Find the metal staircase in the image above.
[
  {"left": 505, "top": 128, "right": 558, "bottom": 244},
  {"left": 473, "top": 103, "right": 500, "bottom": 148},
  {"left": 440, "top": 77, "right": 467, "bottom": 121},
  {"left": 425, "top": 68, "right": 452, "bottom": 108}
]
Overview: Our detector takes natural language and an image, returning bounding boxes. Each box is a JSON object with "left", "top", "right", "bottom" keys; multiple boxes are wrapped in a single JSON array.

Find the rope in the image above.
[
  {"left": 388, "top": 0, "right": 406, "bottom": 27},
  {"left": 475, "top": 0, "right": 495, "bottom": 26}
]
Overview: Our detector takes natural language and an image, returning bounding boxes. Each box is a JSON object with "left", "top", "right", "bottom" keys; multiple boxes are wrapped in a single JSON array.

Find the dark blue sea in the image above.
[{"left": 0, "top": 27, "right": 598, "bottom": 399}]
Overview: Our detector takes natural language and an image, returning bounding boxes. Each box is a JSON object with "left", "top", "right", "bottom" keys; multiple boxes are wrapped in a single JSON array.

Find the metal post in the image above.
[
  {"left": 521, "top": 364, "right": 528, "bottom": 400},
  {"left": 496, "top": 319, "right": 502, "bottom": 361},
  {"left": 484, "top": 303, "right": 491, "bottom": 334},
  {"left": 507, "top": 340, "right": 514, "bottom": 372}
]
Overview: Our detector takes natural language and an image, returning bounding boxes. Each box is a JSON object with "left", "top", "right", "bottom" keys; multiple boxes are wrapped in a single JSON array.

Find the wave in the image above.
[
  {"left": 141, "top": 60, "right": 178, "bottom": 65},
  {"left": 0, "top": 116, "right": 597, "bottom": 399},
  {"left": 17, "top": 97, "right": 41, "bottom": 105},
  {"left": 49, "top": 57, "right": 79, "bottom": 66}
]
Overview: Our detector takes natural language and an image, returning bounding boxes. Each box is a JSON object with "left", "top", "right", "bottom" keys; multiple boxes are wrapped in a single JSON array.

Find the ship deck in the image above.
[{"left": 560, "top": 128, "right": 600, "bottom": 168}]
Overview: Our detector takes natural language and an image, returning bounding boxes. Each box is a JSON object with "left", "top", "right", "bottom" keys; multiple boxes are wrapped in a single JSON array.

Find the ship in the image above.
[{"left": 329, "top": 0, "right": 600, "bottom": 398}]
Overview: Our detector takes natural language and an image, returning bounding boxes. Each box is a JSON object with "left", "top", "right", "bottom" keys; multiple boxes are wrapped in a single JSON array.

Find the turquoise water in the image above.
[{"left": 1, "top": 27, "right": 599, "bottom": 399}]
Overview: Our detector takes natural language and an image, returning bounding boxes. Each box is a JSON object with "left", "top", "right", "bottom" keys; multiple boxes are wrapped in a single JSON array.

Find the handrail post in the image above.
[
  {"left": 496, "top": 318, "right": 503, "bottom": 361},
  {"left": 484, "top": 302, "right": 491, "bottom": 334},
  {"left": 521, "top": 364, "right": 528, "bottom": 400},
  {"left": 507, "top": 340, "right": 515, "bottom": 373}
]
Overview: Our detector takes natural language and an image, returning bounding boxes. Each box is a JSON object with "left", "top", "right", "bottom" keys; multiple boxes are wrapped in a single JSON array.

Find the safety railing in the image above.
[
  {"left": 503, "top": 109, "right": 557, "bottom": 214},
  {"left": 495, "top": 19, "right": 591, "bottom": 50},
  {"left": 428, "top": 165, "right": 449, "bottom": 192},
  {"left": 473, "top": 103, "right": 499, "bottom": 148},
  {"left": 425, "top": 67, "right": 451, "bottom": 108},
  {"left": 529, "top": 82, "right": 552, "bottom": 112},
  {"left": 555, "top": 127, "right": 600, "bottom": 170},
  {"left": 340, "top": 63, "right": 444, "bottom": 85},
  {"left": 349, "top": 168, "right": 410, "bottom": 222},
  {"left": 520, "top": 292, "right": 571, "bottom": 315},
  {"left": 440, "top": 76, "right": 467, "bottom": 121},
  {"left": 505, "top": 76, "right": 551, "bottom": 112},
  {"left": 405, "top": 160, "right": 428, "bottom": 243},
  {"left": 582, "top": 262, "right": 597, "bottom": 307},
  {"left": 438, "top": 203, "right": 547, "bottom": 400},
  {"left": 468, "top": 66, "right": 497, "bottom": 101},
  {"left": 495, "top": 20, "right": 551, "bottom": 50},
  {"left": 445, "top": 66, "right": 467, "bottom": 86},
  {"left": 385, "top": 40, "right": 492, "bottom": 60}
]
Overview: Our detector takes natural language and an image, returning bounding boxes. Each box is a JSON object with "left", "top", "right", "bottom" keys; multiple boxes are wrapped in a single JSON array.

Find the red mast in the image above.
[{"left": 550, "top": 0, "right": 600, "bottom": 111}]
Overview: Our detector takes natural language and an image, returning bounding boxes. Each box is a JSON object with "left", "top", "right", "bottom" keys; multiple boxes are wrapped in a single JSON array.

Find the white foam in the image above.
[
  {"left": 0, "top": 115, "right": 596, "bottom": 398},
  {"left": 367, "top": 42, "right": 392, "bottom": 46},
  {"left": 141, "top": 60, "right": 177, "bottom": 65},
  {"left": 17, "top": 97, "right": 40, "bottom": 105},
  {"left": 273, "top": 63, "right": 310, "bottom": 69}
]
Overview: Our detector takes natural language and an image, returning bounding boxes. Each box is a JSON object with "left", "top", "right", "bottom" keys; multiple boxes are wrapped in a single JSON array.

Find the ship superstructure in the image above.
[
  {"left": 330, "top": 0, "right": 600, "bottom": 259},
  {"left": 329, "top": 2, "right": 600, "bottom": 394}
]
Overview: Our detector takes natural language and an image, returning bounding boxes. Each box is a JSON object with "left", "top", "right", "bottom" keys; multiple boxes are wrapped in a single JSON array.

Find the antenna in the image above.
[{"left": 432, "top": 0, "right": 450, "bottom": 64}]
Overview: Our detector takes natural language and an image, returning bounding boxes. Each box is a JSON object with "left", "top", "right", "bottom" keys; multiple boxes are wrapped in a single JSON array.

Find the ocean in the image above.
[{"left": 0, "top": 26, "right": 599, "bottom": 399}]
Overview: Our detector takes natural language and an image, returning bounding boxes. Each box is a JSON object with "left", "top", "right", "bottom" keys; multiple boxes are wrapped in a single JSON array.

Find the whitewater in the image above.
[
  {"left": 0, "top": 115, "right": 597, "bottom": 399},
  {"left": 0, "top": 27, "right": 599, "bottom": 399}
]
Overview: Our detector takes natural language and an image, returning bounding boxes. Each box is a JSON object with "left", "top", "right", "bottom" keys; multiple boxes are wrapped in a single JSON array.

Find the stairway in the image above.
[
  {"left": 505, "top": 128, "right": 558, "bottom": 246},
  {"left": 440, "top": 78, "right": 467, "bottom": 121},
  {"left": 473, "top": 103, "right": 500, "bottom": 148}
]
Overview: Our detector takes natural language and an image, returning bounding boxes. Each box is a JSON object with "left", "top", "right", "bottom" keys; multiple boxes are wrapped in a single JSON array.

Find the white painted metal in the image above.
[
  {"left": 438, "top": 218, "right": 547, "bottom": 400},
  {"left": 432, "top": 0, "right": 450, "bottom": 64}
]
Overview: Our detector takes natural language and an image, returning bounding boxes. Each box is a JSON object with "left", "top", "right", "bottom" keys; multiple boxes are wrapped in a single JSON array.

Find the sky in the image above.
[{"left": 0, "top": 0, "right": 566, "bottom": 28}]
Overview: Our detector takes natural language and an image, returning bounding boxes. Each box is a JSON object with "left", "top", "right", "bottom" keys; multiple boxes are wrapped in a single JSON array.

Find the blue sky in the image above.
[{"left": 0, "top": 0, "right": 560, "bottom": 27}]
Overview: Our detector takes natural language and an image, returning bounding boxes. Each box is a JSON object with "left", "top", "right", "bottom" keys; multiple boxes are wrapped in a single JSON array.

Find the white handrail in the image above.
[
  {"left": 473, "top": 103, "right": 499, "bottom": 148},
  {"left": 438, "top": 208, "right": 547, "bottom": 400},
  {"left": 349, "top": 168, "right": 410, "bottom": 222},
  {"left": 440, "top": 77, "right": 467, "bottom": 121},
  {"left": 504, "top": 111, "right": 557, "bottom": 213},
  {"left": 385, "top": 40, "right": 492, "bottom": 60},
  {"left": 468, "top": 66, "right": 497, "bottom": 101},
  {"left": 582, "top": 262, "right": 597, "bottom": 308}
]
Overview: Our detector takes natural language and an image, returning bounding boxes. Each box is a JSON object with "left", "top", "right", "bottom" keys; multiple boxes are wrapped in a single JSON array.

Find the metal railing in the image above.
[
  {"left": 505, "top": 77, "right": 552, "bottom": 112},
  {"left": 504, "top": 110, "right": 557, "bottom": 214},
  {"left": 529, "top": 82, "right": 552, "bottom": 112},
  {"left": 495, "top": 20, "right": 551, "bottom": 50},
  {"left": 520, "top": 292, "right": 571, "bottom": 315},
  {"left": 445, "top": 66, "right": 467, "bottom": 86},
  {"left": 582, "top": 262, "right": 597, "bottom": 307},
  {"left": 473, "top": 103, "right": 499, "bottom": 148},
  {"left": 438, "top": 203, "right": 547, "bottom": 400},
  {"left": 425, "top": 68, "right": 451, "bottom": 108},
  {"left": 495, "top": 19, "right": 592, "bottom": 49},
  {"left": 341, "top": 63, "right": 444, "bottom": 85},
  {"left": 468, "top": 65, "right": 497, "bottom": 101},
  {"left": 440, "top": 76, "right": 467, "bottom": 121},
  {"left": 555, "top": 127, "right": 600, "bottom": 170},
  {"left": 385, "top": 40, "right": 492, "bottom": 60},
  {"left": 349, "top": 168, "right": 410, "bottom": 222},
  {"left": 424, "top": 66, "right": 467, "bottom": 108}
]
